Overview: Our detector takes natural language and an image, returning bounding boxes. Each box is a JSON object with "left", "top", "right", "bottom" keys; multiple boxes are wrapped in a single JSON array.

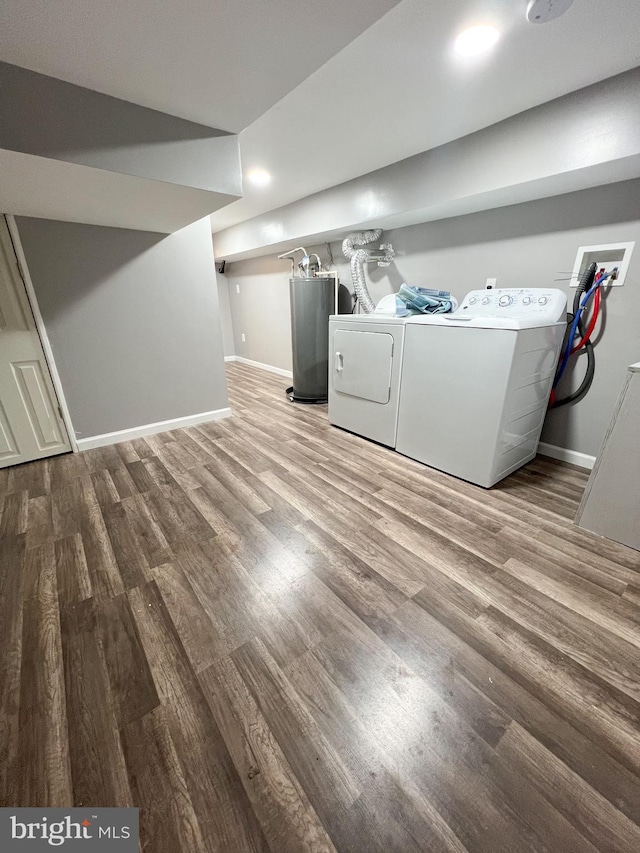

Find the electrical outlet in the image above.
[
  {"left": 486, "top": 278, "right": 497, "bottom": 289},
  {"left": 241, "top": 333, "right": 246, "bottom": 342}
]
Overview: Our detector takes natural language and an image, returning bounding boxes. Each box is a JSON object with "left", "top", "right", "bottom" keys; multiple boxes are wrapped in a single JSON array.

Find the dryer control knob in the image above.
[
  {"left": 498, "top": 295, "right": 513, "bottom": 307},
  {"left": 468, "top": 297, "right": 477, "bottom": 305},
  {"left": 522, "top": 296, "right": 531, "bottom": 305},
  {"left": 538, "top": 296, "right": 548, "bottom": 305},
  {"left": 481, "top": 297, "right": 490, "bottom": 305}
]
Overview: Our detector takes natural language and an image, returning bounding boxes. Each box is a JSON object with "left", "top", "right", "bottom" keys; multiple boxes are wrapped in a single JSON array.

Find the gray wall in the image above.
[
  {"left": 0, "top": 62, "right": 241, "bottom": 196},
  {"left": 224, "top": 179, "right": 640, "bottom": 458},
  {"left": 226, "top": 255, "right": 295, "bottom": 371},
  {"left": 17, "top": 216, "right": 229, "bottom": 439},
  {"left": 216, "top": 272, "right": 235, "bottom": 358}
]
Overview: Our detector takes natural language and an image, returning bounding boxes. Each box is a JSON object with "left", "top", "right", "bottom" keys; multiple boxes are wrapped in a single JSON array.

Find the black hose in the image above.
[
  {"left": 551, "top": 339, "right": 595, "bottom": 408},
  {"left": 575, "top": 261, "right": 596, "bottom": 311},
  {"left": 551, "top": 261, "right": 597, "bottom": 408}
]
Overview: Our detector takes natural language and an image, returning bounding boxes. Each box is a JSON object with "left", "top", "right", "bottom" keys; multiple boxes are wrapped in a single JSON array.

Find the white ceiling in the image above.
[
  {"left": 2, "top": 0, "right": 640, "bottom": 235},
  {"left": 212, "top": 0, "right": 640, "bottom": 231},
  {"left": 0, "top": 0, "right": 400, "bottom": 131}
]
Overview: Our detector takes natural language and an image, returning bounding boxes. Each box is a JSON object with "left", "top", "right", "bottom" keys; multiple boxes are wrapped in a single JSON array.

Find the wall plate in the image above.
[{"left": 569, "top": 242, "right": 635, "bottom": 287}]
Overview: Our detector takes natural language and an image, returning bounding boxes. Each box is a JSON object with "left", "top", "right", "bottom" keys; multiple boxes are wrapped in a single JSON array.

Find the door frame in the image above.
[{"left": 4, "top": 214, "right": 79, "bottom": 452}]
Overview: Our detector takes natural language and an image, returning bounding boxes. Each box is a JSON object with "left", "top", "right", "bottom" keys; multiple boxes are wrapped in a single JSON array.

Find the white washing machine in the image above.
[
  {"left": 328, "top": 313, "right": 408, "bottom": 447},
  {"left": 396, "top": 288, "right": 567, "bottom": 487}
]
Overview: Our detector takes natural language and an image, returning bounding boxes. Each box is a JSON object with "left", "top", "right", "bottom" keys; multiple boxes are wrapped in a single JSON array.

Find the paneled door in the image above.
[{"left": 0, "top": 216, "right": 71, "bottom": 468}]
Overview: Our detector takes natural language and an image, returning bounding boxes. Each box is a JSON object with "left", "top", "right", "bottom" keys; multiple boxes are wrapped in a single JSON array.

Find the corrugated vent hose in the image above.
[{"left": 342, "top": 229, "right": 385, "bottom": 313}]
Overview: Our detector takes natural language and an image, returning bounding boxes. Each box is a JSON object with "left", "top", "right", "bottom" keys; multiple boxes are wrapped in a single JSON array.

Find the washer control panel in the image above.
[{"left": 458, "top": 288, "right": 566, "bottom": 322}]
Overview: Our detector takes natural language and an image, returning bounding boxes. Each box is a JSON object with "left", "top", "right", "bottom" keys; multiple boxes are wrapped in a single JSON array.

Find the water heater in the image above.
[{"left": 287, "top": 276, "right": 336, "bottom": 403}]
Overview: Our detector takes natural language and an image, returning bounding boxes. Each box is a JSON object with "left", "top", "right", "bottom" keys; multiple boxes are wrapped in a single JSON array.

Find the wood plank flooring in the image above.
[{"left": 1, "top": 360, "right": 640, "bottom": 851}]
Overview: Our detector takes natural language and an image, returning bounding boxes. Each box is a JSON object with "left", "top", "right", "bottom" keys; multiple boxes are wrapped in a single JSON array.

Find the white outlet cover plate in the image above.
[{"left": 570, "top": 241, "right": 635, "bottom": 287}]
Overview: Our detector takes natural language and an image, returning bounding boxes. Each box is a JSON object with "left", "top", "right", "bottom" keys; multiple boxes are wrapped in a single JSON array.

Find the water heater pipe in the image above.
[{"left": 277, "top": 247, "right": 323, "bottom": 277}]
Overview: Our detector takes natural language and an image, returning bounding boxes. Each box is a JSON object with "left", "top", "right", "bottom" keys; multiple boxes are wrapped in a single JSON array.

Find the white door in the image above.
[
  {"left": 0, "top": 216, "right": 71, "bottom": 468},
  {"left": 333, "top": 330, "right": 394, "bottom": 403}
]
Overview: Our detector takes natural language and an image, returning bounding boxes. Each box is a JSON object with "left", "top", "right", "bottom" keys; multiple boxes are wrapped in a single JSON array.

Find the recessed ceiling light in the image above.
[
  {"left": 454, "top": 24, "right": 500, "bottom": 57},
  {"left": 246, "top": 168, "right": 272, "bottom": 187}
]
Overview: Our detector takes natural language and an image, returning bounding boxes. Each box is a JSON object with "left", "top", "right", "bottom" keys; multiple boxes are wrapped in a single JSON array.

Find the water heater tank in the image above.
[{"left": 288, "top": 276, "right": 335, "bottom": 403}]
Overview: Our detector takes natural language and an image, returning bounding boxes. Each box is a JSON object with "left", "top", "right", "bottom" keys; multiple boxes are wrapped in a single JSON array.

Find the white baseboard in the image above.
[
  {"left": 226, "top": 355, "right": 293, "bottom": 379},
  {"left": 538, "top": 441, "right": 596, "bottom": 470},
  {"left": 76, "top": 407, "right": 232, "bottom": 451}
]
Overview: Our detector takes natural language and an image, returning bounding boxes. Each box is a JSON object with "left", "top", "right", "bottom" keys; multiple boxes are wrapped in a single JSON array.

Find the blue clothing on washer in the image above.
[{"left": 397, "top": 283, "right": 455, "bottom": 314}]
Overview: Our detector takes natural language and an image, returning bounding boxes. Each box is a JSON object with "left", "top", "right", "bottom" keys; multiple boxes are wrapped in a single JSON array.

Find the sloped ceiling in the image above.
[
  {"left": 212, "top": 0, "right": 640, "bottom": 231},
  {"left": 0, "top": 0, "right": 401, "bottom": 131},
  {"left": 1, "top": 0, "right": 640, "bottom": 233}
]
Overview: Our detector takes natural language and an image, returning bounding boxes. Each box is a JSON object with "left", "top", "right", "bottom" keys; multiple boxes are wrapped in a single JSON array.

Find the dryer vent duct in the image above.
[{"left": 342, "top": 230, "right": 395, "bottom": 313}]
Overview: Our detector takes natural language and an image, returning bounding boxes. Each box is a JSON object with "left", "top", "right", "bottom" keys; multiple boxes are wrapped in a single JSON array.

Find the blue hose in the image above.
[{"left": 553, "top": 272, "right": 609, "bottom": 389}]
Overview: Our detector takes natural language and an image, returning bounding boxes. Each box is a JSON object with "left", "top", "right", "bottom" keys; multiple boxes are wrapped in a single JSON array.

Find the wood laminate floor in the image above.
[{"left": 1, "top": 361, "right": 640, "bottom": 852}]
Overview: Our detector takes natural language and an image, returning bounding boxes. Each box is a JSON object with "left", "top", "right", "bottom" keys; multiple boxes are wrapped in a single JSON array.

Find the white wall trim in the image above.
[
  {"left": 225, "top": 355, "right": 292, "bottom": 379},
  {"left": 538, "top": 441, "right": 595, "bottom": 470},
  {"left": 76, "top": 407, "right": 232, "bottom": 450},
  {"left": 5, "top": 214, "right": 80, "bottom": 452}
]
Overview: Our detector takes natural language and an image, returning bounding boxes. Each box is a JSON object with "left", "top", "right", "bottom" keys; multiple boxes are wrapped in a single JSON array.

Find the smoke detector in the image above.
[{"left": 526, "top": 0, "right": 575, "bottom": 23}]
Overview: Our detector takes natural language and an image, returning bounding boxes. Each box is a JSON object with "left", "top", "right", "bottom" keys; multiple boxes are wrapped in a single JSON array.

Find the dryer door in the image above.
[{"left": 333, "top": 330, "right": 393, "bottom": 403}]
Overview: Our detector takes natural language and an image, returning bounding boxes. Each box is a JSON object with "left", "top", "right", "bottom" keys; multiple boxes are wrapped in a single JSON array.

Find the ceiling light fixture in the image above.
[
  {"left": 246, "top": 168, "right": 272, "bottom": 187},
  {"left": 454, "top": 24, "right": 500, "bottom": 57}
]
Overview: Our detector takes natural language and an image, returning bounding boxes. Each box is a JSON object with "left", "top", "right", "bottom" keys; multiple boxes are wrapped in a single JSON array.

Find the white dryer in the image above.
[
  {"left": 328, "top": 313, "right": 408, "bottom": 447},
  {"left": 396, "top": 288, "right": 567, "bottom": 487}
]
